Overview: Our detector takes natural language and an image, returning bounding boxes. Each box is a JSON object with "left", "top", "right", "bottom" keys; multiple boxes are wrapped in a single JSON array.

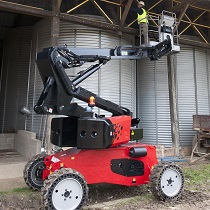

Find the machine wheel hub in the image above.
[
  {"left": 63, "top": 190, "right": 71, "bottom": 198},
  {"left": 160, "top": 166, "right": 183, "bottom": 197},
  {"left": 42, "top": 168, "right": 88, "bottom": 210},
  {"left": 51, "top": 178, "right": 83, "bottom": 209},
  {"left": 149, "top": 162, "right": 184, "bottom": 201}
]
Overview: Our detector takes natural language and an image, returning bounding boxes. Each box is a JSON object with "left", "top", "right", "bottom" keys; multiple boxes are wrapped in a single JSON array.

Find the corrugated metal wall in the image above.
[
  {"left": 176, "top": 47, "right": 196, "bottom": 146},
  {"left": 177, "top": 47, "right": 210, "bottom": 146},
  {"left": 137, "top": 57, "right": 171, "bottom": 146},
  {"left": 137, "top": 45, "right": 210, "bottom": 147},
  {"left": 0, "top": 27, "right": 32, "bottom": 133}
]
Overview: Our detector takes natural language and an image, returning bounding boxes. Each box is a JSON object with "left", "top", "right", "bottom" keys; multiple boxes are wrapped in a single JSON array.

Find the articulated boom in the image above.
[
  {"left": 34, "top": 35, "right": 173, "bottom": 149},
  {"left": 35, "top": 36, "right": 172, "bottom": 118},
  {"left": 35, "top": 10, "right": 180, "bottom": 119}
]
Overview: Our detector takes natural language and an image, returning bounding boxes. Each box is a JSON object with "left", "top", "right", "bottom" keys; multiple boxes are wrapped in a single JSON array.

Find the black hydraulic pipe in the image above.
[
  {"left": 34, "top": 76, "right": 55, "bottom": 113},
  {"left": 72, "top": 63, "right": 103, "bottom": 86}
]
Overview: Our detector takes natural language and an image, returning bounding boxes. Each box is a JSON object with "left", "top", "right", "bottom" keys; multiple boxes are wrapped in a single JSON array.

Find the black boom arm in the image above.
[
  {"left": 35, "top": 47, "right": 132, "bottom": 116},
  {"left": 35, "top": 38, "right": 172, "bottom": 117}
]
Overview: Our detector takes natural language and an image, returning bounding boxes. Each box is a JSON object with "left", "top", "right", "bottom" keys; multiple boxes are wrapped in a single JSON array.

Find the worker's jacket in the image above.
[{"left": 137, "top": 8, "right": 148, "bottom": 24}]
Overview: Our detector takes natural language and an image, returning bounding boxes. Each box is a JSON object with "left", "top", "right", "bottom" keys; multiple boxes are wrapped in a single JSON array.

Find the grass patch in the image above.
[
  {"left": 183, "top": 164, "right": 210, "bottom": 189},
  {"left": 0, "top": 187, "right": 37, "bottom": 196}
]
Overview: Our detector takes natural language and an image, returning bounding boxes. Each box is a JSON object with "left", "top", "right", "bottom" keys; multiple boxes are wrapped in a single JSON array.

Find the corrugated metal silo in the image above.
[{"left": 137, "top": 45, "right": 210, "bottom": 147}]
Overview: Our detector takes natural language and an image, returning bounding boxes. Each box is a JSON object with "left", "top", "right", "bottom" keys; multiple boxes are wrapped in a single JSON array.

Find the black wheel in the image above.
[
  {"left": 42, "top": 168, "right": 88, "bottom": 210},
  {"left": 149, "top": 162, "right": 184, "bottom": 201},
  {"left": 23, "top": 153, "right": 46, "bottom": 191}
]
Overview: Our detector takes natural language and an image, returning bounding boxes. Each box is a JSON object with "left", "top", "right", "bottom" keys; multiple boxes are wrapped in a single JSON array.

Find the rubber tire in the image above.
[
  {"left": 23, "top": 153, "right": 46, "bottom": 191},
  {"left": 149, "top": 162, "right": 184, "bottom": 201},
  {"left": 42, "top": 168, "right": 88, "bottom": 210}
]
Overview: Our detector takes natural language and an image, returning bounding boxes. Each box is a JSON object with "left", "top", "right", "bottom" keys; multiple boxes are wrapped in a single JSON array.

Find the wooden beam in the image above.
[
  {"left": 208, "top": 12, "right": 210, "bottom": 42},
  {"left": 100, "top": 0, "right": 121, "bottom": 6},
  {"left": 52, "top": 0, "right": 62, "bottom": 13},
  {"left": 193, "top": 25, "right": 208, "bottom": 43},
  {"left": 175, "top": 2, "right": 206, "bottom": 33},
  {"left": 148, "top": 0, "right": 163, "bottom": 12},
  {"left": 51, "top": 0, "right": 62, "bottom": 46},
  {"left": 171, "top": 0, "right": 200, "bottom": 13},
  {"left": 0, "top": 0, "right": 53, "bottom": 18},
  {"left": 60, "top": 13, "right": 138, "bottom": 35},
  {"left": 90, "top": 0, "right": 113, "bottom": 24},
  {"left": 199, "top": 19, "right": 210, "bottom": 27},
  {"left": 179, "top": 37, "right": 210, "bottom": 49},
  {"left": 181, "top": 19, "right": 210, "bottom": 29},
  {"left": 66, "top": 0, "right": 89, "bottom": 14},
  {"left": 120, "top": 0, "right": 133, "bottom": 27},
  {"left": 190, "top": 152, "right": 210, "bottom": 164},
  {"left": 185, "top": 13, "right": 208, "bottom": 43},
  {"left": 191, "top": 12, "right": 209, "bottom": 43},
  {"left": 173, "top": 0, "right": 210, "bottom": 12},
  {"left": 175, "top": 3, "right": 190, "bottom": 32}
]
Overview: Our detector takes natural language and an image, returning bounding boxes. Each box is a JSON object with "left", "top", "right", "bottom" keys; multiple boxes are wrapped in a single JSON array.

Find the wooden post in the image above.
[
  {"left": 208, "top": 12, "right": 210, "bottom": 43},
  {"left": 167, "top": 54, "right": 180, "bottom": 156},
  {"left": 45, "top": 0, "right": 62, "bottom": 154},
  {"left": 45, "top": 115, "right": 53, "bottom": 154},
  {"left": 51, "top": 0, "right": 62, "bottom": 46}
]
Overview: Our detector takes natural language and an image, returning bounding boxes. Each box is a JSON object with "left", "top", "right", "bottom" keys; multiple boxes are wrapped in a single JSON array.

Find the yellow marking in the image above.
[{"left": 131, "top": 130, "right": 135, "bottom": 135}]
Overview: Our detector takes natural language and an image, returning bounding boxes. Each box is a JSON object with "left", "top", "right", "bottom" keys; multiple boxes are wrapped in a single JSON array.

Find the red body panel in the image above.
[
  {"left": 43, "top": 143, "right": 158, "bottom": 186},
  {"left": 109, "top": 116, "right": 131, "bottom": 147}
]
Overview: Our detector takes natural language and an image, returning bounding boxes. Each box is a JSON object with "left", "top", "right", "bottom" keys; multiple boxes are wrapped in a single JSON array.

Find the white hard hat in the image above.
[{"left": 138, "top": 1, "right": 145, "bottom": 6}]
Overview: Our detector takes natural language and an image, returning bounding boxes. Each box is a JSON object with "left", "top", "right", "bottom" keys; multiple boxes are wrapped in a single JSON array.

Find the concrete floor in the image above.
[{"left": 0, "top": 149, "right": 28, "bottom": 191}]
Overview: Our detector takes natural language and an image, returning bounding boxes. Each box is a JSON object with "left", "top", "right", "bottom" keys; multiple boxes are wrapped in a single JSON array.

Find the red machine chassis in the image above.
[{"left": 43, "top": 143, "right": 158, "bottom": 186}]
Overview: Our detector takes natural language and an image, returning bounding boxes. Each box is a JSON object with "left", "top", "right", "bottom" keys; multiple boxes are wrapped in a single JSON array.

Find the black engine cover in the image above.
[
  {"left": 77, "top": 118, "right": 114, "bottom": 149},
  {"left": 51, "top": 116, "right": 78, "bottom": 147},
  {"left": 111, "top": 159, "right": 144, "bottom": 176},
  {"left": 51, "top": 116, "right": 114, "bottom": 149}
]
